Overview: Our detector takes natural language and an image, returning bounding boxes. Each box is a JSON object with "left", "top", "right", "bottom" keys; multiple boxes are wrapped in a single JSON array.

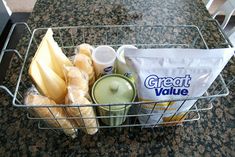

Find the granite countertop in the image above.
[{"left": 0, "top": 0, "right": 235, "bottom": 156}]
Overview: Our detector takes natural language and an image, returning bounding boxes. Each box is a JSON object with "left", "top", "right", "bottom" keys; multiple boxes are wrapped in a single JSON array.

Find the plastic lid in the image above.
[
  {"left": 117, "top": 45, "right": 137, "bottom": 63},
  {"left": 92, "top": 74, "right": 136, "bottom": 110}
]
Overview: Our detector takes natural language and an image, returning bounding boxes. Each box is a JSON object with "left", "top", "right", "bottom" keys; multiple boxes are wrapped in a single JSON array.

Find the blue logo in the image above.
[
  {"left": 144, "top": 74, "right": 191, "bottom": 96},
  {"left": 104, "top": 66, "right": 113, "bottom": 73},
  {"left": 124, "top": 72, "right": 132, "bottom": 78}
]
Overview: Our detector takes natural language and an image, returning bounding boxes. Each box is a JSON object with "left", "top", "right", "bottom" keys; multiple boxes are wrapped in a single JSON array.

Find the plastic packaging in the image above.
[
  {"left": 64, "top": 66, "right": 99, "bottom": 135},
  {"left": 24, "top": 87, "right": 77, "bottom": 138},
  {"left": 125, "top": 48, "right": 234, "bottom": 125},
  {"left": 65, "top": 87, "right": 99, "bottom": 135},
  {"left": 92, "top": 45, "right": 117, "bottom": 78},
  {"left": 28, "top": 28, "right": 72, "bottom": 103},
  {"left": 74, "top": 44, "right": 96, "bottom": 87}
]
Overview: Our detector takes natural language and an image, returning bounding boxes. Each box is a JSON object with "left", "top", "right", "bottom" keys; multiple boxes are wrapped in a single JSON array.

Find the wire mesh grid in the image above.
[{"left": 0, "top": 20, "right": 233, "bottom": 135}]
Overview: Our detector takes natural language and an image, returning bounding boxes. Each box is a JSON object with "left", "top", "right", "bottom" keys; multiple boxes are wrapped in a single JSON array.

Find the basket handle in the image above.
[{"left": 0, "top": 22, "right": 32, "bottom": 103}]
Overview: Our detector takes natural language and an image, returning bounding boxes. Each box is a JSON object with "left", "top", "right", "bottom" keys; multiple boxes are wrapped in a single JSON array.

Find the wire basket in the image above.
[{"left": 0, "top": 19, "right": 233, "bottom": 135}]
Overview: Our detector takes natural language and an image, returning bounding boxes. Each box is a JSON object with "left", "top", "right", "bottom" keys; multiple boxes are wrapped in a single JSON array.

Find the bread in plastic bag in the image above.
[
  {"left": 63, "top": 65, "right": 98, "bottom": 135},
  {"left": 65, "top": 87, "right": 99, "bottom": 135},
  {"left": 63, "top": 65, "right": 89, "bottom": 94},
  {"left": 25, "top": 87, "right": 77, "bottom": 138},
  {"left": 75, "top": 43, "right": 94, "bottom": 58},
  {"left": 74, "top": 43, "right": 95, "bottom": 86}
]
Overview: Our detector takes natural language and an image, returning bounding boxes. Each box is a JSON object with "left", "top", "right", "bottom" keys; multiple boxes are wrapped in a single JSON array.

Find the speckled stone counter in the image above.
[{"left": 0, "top": 0, "right": 235, "bottom": 156}]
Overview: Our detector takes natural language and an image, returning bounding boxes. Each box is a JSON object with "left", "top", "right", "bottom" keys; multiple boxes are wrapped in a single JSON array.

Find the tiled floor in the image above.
[{"left": 4, "top": 0, "right": 36, "bottom": 12}]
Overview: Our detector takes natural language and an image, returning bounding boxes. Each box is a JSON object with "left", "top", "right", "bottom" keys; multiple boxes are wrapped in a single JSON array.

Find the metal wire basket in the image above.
[{"left": 0, "top": 19, "right": 233, "bottom": 135}]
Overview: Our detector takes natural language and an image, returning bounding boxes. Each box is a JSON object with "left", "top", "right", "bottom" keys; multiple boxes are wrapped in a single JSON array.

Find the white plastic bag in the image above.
[{"left": 125, "top": 48, "right": 234, "bottom": 125}]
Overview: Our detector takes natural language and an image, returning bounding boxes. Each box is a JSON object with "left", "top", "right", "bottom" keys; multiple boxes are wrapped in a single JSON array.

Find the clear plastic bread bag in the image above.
[
  {"left": 24, "top": 86, "right": 77, "bottom": 138},
  {"left": 74, "top": 43, "right": 96, "bottom": 87},
  {"left": 63, "top": 66, "right": 99, "bottom": 135}
]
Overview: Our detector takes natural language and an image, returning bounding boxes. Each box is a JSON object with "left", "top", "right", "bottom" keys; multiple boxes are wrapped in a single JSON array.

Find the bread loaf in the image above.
[{"left": 25, "top": 93, "right": 77, "bottom": 138}]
